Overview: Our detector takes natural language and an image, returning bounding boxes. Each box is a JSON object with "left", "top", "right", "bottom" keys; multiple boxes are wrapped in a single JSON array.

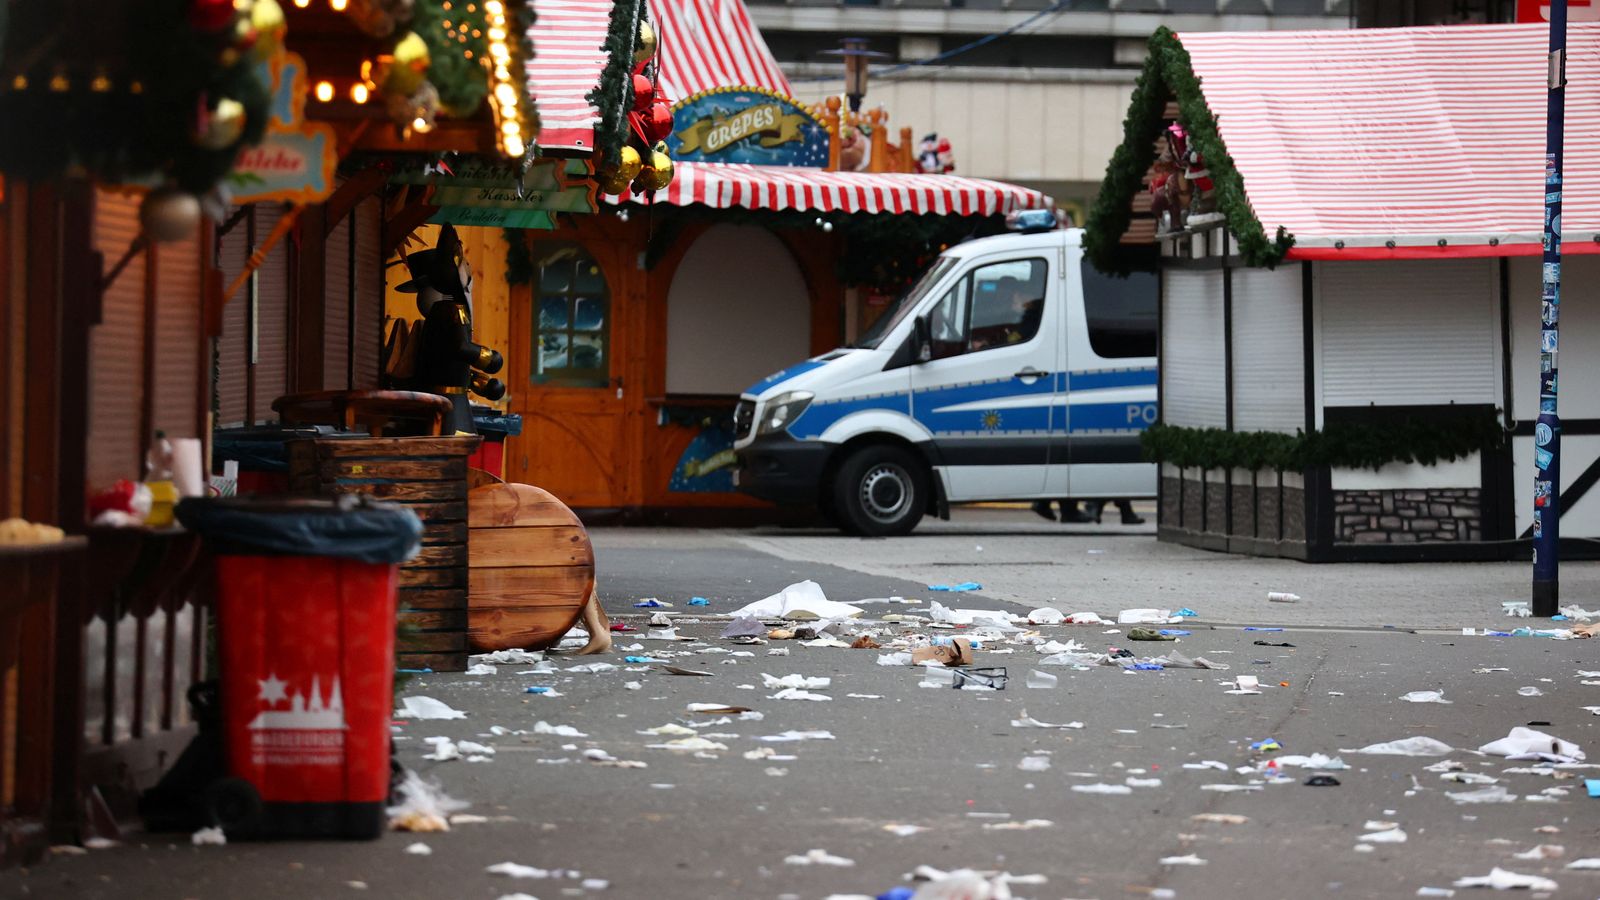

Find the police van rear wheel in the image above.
[{"left": 833, "top": 446, "right": 925, "bottom": 536}]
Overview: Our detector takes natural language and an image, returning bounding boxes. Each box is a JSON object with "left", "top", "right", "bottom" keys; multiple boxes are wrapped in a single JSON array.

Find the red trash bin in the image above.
[{"left": 178, "top": 496, "right": 422, "bottom": 839}]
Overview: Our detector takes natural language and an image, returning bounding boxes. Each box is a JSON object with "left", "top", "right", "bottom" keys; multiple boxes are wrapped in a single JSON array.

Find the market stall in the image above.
[
  {"left": 398, "top": 0, "right": 1055, "bottom": 521},
  {"left": 1084, "top": 23, "right": 1600, "bottom": 562}
]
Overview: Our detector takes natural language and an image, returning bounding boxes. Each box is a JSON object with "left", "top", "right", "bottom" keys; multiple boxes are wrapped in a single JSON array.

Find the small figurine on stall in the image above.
[
  {"left": 1166, "top": 122, "right": 1218, "bottom": 223},
  {"left": 394, "top": 225, "right": 506, "bottom": 435},
  {"left": 916, "top": 133, "right": 955, "bottom": 174}
]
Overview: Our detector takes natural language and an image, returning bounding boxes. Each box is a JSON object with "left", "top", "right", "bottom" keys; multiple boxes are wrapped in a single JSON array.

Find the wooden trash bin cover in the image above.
[{"left": 468, "top": 483, "right": 595, "bottom": 652}]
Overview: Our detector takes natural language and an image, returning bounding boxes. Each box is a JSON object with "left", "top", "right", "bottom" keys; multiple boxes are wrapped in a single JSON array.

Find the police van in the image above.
[{"left": 732, "top": 215, "right": 1158, "bottom": 536}]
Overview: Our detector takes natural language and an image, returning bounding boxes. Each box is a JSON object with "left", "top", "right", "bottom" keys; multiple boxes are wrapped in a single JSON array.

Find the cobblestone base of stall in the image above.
[{"left": 1333, "top": 488, "right": 1481, "bottom": 544}]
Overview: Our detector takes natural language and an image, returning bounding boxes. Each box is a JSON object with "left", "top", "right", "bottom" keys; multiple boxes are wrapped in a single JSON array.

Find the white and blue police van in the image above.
[{"left": 732, "top": 213, "right": 1157, "bottom": 535}]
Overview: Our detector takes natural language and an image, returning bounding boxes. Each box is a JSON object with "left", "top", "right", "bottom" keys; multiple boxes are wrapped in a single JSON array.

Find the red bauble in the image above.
[
  {"left": 642, "top": 100, "right": 674, "bottom": 144},
  {"left": 189, "top": 0, "right": 238, "bottom": 32},
  {"left": 632, "top": 74, "right": 654, "bottom": 111}
]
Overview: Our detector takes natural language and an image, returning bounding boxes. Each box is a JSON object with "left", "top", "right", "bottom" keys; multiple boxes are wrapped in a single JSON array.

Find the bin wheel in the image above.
[
  {"left": 205, "top": 777, "right": 263, "bottom": 834},
  {"left": 831, "top": 444, "right": 926, "bottom": 537}
]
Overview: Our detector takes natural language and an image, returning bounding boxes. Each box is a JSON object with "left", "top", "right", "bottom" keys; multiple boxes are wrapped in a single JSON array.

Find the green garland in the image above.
[
  {"left": 1083, "top": 27, "right": 1293, "bottom": 274},
  {"left": 514, "top": 0, "right": 540, "bottom": 145},
  {"left": 412, "top": 0, "right": 489, "bottom": 117},
  {"left": 0, "top": 0, "right": 270, "bottom": 194},
  {"left": 583, "top": 0, "right": 644, "bottom": 167},
  {"left": 1141, "top": 414, "right": 1506, "bottom": 472}
]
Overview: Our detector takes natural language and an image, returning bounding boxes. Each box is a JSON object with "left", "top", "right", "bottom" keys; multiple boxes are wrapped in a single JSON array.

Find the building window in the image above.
[{"left": 533, "top": 243, "right": 609, "bottom": 387}]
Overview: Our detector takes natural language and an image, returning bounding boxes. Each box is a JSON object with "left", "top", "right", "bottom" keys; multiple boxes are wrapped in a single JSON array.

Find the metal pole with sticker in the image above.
[{"left": 1533, "top": 0, "right": 1567, "bottom": 617}]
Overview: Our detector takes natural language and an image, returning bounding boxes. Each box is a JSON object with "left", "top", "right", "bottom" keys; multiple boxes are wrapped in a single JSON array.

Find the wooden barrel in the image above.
[{"left": 467, "top": 483, "right": 595, "bottom": 652}]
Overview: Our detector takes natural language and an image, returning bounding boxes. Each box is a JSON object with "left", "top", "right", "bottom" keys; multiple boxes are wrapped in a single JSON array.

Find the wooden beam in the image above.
[
  {"left": 322, "top": 167, "right": 387, "bottom": 238},
  {"left": 382, "top": 200, "right": 438, "bottom": 259}
]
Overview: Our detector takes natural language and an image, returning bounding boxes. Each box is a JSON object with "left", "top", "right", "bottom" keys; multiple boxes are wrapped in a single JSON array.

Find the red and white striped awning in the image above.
[
  {"left": 526, "top": 0, "right": 790, "bottom": 153},
  {"left": 524, "top": 0, "right": 616, "bottom": 152},
  {"left": 1180, "top": 24, "right": 1600, "bottom": 259},
  {"left": 613, "top": 161, "right": 1053, "bottom": 217}
]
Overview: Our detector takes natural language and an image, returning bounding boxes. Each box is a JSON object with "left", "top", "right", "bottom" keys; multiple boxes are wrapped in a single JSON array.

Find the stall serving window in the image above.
[{"left": 532, "top": 243, "right": 609, "bottom": 388}]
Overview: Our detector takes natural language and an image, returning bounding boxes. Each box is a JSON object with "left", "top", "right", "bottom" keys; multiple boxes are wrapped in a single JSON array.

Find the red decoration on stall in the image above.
[
  {"left": 632, "top": 74, "right": 655, "bottom": 112},
  {"left": 642, "top": 100, "right": 674, "bottom": 144}
]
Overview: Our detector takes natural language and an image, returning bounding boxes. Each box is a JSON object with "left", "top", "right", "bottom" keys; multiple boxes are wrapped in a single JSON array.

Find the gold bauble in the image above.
[
  {"left": 249, "top": 0, "right": 287, "bottom": 62},
  {"left": 617, "top": 145, "right": 643, "bottom": 182},
  {"left": 140, "top": 189, "right": 203, "bottom": 243},
  {"left": 597, "top": 170, "right": 633, "bottom": 195},
  {"left": 640, "top": 143, "right": 674, "bottom": 190},
  {"left": 193, "top": 97, "right": 247, "bottom": 150},
  {"left": 383, "top": 32, "right": 432, "bottom": 98},
  {"left": 633, "top": 21, "right": 657, "bottom": 65}
]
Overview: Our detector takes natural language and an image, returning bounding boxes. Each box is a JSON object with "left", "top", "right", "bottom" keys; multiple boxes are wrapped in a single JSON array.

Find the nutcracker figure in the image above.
[{"left": 395, "top": 225, "right": 506, "bottom": 435}]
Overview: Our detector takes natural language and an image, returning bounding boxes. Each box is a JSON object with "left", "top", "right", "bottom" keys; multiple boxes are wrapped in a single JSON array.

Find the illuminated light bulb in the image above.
[
  {"left": 501, "top": 120, "right": 520, "bottom": 136},
  {"left": 494, "top": 84, "right": 517, "bottom": 106},
  {"left": 464, "top": 50, "right": 474, "bottom": 59},
  {"left": 330, "top": 0, "right": 347, "bottom": 9},
  {"left": 442, "top": 18, "right": 451, "bottom": 27},
  {"left": 314, "top": 80, "right": 334, "bottom": 102},
  {"left": 504, "top": 134, "right": 524, "bottom": 158},
  {"left": 10, "top": 75, "right": 26, "bottom": 90},
  {"left": 488, "top": 27, "right": 506, "bottom": 41},
  {"left": 350, "top": 83, "right": 369, "bottom": 103},
  {"left": 495, "top": 66, "right": 511, "bottom": 81},
  {"left": 412, "top": 116, "right": 433, "bottom": 133},
  {"left": 484, "top": 0, "right": 502, "bottom": 13},
  {"left": 471, "top": 29, "right": 481, "bottom": 38},
  {"left": 465, "top": 2, "right": 476, "bottom": 10},
  {"left": 490, "top": 43, "right": 509, "bottom": 61},
  {"left": 293, "top": 0, "right": 309, "bottom": 7}
]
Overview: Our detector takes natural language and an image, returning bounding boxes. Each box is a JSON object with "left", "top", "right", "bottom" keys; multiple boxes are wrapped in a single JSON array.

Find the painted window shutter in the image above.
[
  {"left": 252, "top": 204, "right": 291, "bottom": 419},
  {"left": 1161, "top": 269, "right": 1226, "bottom": 429},
  {"left": 324, "top": 212, "right": 351, "bottom": 390},
  {"left": 352, "top": 196, "right": 383, "bottom": 390},
  {"left": 152, "top": 227, "right": 204, "bottom": 439},
  {"left": 88, "top": 188, "right": 147, "bottom": 487},
  {"left": 215, "top": 211, "right": 250, "bottom": 426}
]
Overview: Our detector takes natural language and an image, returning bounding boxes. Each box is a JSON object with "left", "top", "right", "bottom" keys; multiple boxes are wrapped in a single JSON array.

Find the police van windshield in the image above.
[{"left": 853, "top": 257, "right": 958, "bottom": 349}]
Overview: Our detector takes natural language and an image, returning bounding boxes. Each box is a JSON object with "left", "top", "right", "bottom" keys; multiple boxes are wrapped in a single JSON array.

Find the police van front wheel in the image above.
[{"left": 833, "top": 446, "right": 926, "bottom": 537}]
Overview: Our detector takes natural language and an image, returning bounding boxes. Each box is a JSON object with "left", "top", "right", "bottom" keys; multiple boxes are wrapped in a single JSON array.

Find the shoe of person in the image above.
[
  {"left": 1088, "top": 501, "right": 1105, "bottom": 524},
  {"left": 1121, "top": 512, "right": 1146, "bottom": 525},
  {"left": 1061, "top": 505, "right": 1094, "bottom": 524},
  {"left": 1030, "top": 501, "right": 1057, "bottom": 522}
]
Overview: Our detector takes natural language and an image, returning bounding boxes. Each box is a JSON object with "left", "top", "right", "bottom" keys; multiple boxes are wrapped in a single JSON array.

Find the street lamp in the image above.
[{"left": 821, "top": 38, "right": 889, "bottom": 113}]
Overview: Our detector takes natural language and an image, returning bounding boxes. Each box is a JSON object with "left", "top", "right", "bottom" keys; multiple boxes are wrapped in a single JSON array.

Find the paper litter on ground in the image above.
[
  {"left": 1344, "top": 736, "right": 1454, "bottom": 756},
  {"left": 1451, "top": 868, "right": 1557, "bottom": 891},
  {"left": 396, "top": 696, "right": 467, "bottom": 720},
  {"left": 730, "top": 580, "right": 863, "bottom": 620}
]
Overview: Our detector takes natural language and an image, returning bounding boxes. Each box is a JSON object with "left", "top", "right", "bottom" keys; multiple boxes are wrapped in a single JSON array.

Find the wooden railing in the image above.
[{"left": 812, "top": 96, "right": 918, "bottom": 174}]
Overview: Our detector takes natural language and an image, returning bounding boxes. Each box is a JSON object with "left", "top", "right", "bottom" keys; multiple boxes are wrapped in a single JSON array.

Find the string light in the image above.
[
  {"left": 330, "top": 0, "right": 348, "bottom": 10},
  {"left": 314, "top": 80, "right": 334, "bottom": 102},
  {"left": 293, "top": 0, "right": 309, "bottom": 7},
  {"left": 482, "top": 0, "right": 525, "bottom": 159},
  {"left": 350, "top": 83, "right": 369, "bottom": 104},
  {"left": 412, "top": 116, "right": 434, "bottom": 133}
]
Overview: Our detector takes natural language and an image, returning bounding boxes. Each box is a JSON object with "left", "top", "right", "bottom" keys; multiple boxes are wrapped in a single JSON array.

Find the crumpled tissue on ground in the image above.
[
  {"left": 1451, "top": 868, "right": 1557, "bottom": 891},
  {"left": 729, "top": 580, "right": 863, "bottom": 620},
  {"left": 1343, "top": 736, "right": 1453, "bottom": 756}
]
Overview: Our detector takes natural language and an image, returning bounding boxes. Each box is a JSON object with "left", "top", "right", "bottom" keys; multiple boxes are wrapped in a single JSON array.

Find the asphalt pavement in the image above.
[{"left": 10, "top": 507, "right": 1600, "bottom": 900}]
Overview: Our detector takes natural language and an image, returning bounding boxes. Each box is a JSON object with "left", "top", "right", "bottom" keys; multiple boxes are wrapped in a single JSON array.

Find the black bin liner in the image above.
[
  {"left": 176, "top": 496, "right": 422, "bottom": 564},
  {"left": 213, "top": 426, "right": 323, "bottom": 473},
  {"left": 471, "top": 408, "right": 523, "bottom": 439}
]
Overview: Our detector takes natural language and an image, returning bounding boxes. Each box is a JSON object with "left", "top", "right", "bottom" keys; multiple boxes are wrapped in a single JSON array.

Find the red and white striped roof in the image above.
[
  {"left": 526, "top": 0, "right": 790, "bottom": 153},
  {"left": 1180, "top": 24, "right": 1600, "bottom": 259},
  {"left": 613, "top": 161, "right": 1053, "bottom": 216},
  {"left": 654, "top": 0, "right": 791, "bottom": 102}
]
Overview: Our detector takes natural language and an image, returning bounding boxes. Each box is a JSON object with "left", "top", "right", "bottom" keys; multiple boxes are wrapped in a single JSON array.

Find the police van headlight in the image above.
[{"left": 758, "top": 391, "right": 814, "bottom": 436}]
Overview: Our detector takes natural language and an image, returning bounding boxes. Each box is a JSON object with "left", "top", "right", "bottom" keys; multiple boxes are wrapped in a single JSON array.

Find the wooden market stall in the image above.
[
  {"left": 1083, "top": 23, "right": 1600, "bottom": 562},
  {"left": 396, "top": 0, "right": 1056, "bottom": 522},
  {"left": 0, "top": 0, "right": 591, "bottom": 864}
]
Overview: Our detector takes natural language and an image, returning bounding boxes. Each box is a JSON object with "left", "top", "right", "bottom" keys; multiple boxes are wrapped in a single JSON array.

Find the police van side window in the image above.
[
  {"left": 1081, "top": 262, "right": 1157, "bottom": 359},
  {"left": 927, "top": 278, "right": 970, "bottom": 360},
  {"left": 968, "top": 259, "right": 1047, "bottom": 353}
]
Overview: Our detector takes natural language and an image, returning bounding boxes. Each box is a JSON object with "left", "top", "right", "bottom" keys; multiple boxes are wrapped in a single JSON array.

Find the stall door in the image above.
[{"left": 506, "top": 239, "right": 631, "bottom": 509}]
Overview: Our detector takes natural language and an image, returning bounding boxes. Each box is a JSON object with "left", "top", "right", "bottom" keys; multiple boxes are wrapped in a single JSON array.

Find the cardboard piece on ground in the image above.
[{"left": 911, "top": 637, "right": 974, "bottom": 667}]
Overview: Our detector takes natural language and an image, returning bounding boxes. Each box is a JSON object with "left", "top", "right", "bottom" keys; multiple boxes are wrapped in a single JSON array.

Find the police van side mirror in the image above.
[{"left": 913, "top": 317, "right": 932, "bottom": 363}]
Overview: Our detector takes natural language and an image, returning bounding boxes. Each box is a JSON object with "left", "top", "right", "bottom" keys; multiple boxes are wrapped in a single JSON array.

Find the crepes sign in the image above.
[{"left": 669, "top": 87, "right": 829, "bottom": 167}]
